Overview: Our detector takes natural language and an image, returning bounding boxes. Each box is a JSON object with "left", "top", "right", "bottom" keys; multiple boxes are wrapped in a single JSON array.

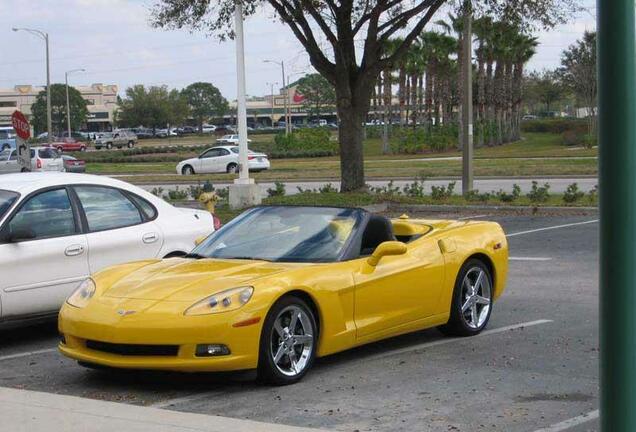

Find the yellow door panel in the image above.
[{"left": 353, "top": 239, "right": 445, "bottom": 339}]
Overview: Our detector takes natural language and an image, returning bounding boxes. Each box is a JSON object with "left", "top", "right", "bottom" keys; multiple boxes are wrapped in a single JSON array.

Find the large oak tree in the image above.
[{"left": 152, "top": 0, "right": 579, "bottom": 191}]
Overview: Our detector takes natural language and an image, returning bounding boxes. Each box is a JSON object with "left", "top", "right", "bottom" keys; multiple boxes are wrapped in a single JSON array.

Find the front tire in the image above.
[
  {"left": 127, "top": 141, "right": 134, "bottom": 148},
  {"left": 182, "top": 165, "right": 195, "bottom": 175},
  {"left": 257, "top": 296, "right": 317, "bottom": 385},
  {"left": 439, "top": 258, "right": 493, "bottom": 337}
]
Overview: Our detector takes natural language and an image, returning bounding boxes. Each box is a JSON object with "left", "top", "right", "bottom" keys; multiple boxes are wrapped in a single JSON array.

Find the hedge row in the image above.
[{"left": 521, "top": 118, "right": 588, "bottom": 134}]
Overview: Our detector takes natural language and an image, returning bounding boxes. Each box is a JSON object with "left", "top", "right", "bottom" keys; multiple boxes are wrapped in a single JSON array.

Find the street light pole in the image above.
[
  {"left": 264, "top": 59, "right": 289, "bottom": 135},
  {"left": 13, "top": 27, "right": 51, "bottom": 144},
  {"left": 234, "top": 1, "right": 249, "bottom": 183},
  {"left": 266, "top": 82, "right": 278, "bottom": 127},
  {"left": 598, "top": 1, "right": 636, "bottom": 431},
  {"left": 65, "top": 68, "right": 85, "bottom": 139}
]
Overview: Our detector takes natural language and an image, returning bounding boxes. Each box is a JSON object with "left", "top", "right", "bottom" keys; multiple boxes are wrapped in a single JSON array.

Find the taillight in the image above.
[
  {"left": 36, "top": 158, "right": 42, "bottom": 169},
  {"left": 248, "top": 155, "right": 255, "bottom": 160},
  {"left": 213, "top": 214, "right": 222, "bottom": 230}
]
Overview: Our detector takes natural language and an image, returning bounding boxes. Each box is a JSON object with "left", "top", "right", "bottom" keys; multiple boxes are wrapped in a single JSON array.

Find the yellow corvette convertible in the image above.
[{"left": 58, "top": 205, "right": 508, "bottom": 385}]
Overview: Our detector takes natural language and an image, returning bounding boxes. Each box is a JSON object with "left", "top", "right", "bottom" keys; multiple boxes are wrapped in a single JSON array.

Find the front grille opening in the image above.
[{"left": 85, "top": 340, "right": 179, "bottom": 357}]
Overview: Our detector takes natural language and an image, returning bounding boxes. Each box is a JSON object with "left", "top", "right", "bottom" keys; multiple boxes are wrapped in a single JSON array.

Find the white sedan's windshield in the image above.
[{"left": 192, "top": 206, "right": 363, "bottom": 262}]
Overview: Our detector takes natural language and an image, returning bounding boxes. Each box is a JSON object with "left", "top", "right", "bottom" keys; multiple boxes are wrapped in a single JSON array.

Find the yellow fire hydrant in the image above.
[{"left": 198, "top": 192, "right": 219, "bottom": 215}]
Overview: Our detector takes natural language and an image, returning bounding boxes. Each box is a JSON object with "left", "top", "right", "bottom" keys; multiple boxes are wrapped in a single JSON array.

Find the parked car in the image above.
[
  {"left": 58, "top": 131, "right": 86, "bottom": 141},
  {"left": 94, "top": 131, "right": 137, "bottom": 150},
  {"left": 52, "top": 138, "right": 87, "bottom": 153},
  {"left": 156, "top": 128, "right": 178, "bottom": 138},
  {"left": 57, "top": 205, "right": 508, "bottom": 384},
  {"left": 0, "top": 127, "right": 17, "bottom": 151},
  {"left": 61, "top": 155, "right": 86, "bottom": 173},
  {"left": 176, "top": 145, "right": 270, "bottom": 175},
  {"left": 0, "top": 147, "right": 64, "bottom": 174},
  {"left": 132, "top": 128, "right": 154, "bottom": 139},
  {"left": 201, "top": 125, "right": 217, "bottom": 134},
  {"left": 216, "top": 134, "right": 253, "bottom": 145},
  {"left": 0, "top": 173, "right": 215, "bottom": 325},
  {"left": 178, "top": 126, "right": 197, "bottom": 135}
]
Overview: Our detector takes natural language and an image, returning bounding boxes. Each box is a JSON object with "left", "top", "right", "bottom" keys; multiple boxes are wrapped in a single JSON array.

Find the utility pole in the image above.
[
  {"left": 13, "top": 28, "right": 51, "bottom": 143},
  {"left": 264, "top": 59, "right": 289, "bottom": 134},
  {"left": 598, "top": 1, "right": 636, "bottom": 431},
  {"left": 266, "top": 81, "right": 278, "bottom": 127},
  {"left": 65, "top": 68, "right": 84, "bottom": 139},
  {"left": 461, "top": 0, "right": 473, "bottom": 195}
]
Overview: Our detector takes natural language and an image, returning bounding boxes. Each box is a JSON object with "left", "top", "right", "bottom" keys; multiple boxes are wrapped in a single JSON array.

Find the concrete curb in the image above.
[
  {"left": 385, "top": 203, "right": 599, "bottom": 215},
  {"left": 0, "top": 387, "right": 327, "bottom": 432}
]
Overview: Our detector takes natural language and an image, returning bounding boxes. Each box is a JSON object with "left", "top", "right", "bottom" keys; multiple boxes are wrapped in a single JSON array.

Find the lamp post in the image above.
[
  {"left": 227, "top": 0, "right": 261, "bottom": 210},
  {"left": 264, "top": 59, "right": 289, "bottom": 134},
  {"left": 65, "top": 68, "right": 85, "bottom": 139},
  {"left": 13, "top": 27, "right": 51, "bottom": 144},
  {"left": 266, "top": 81, "right": 278, "bottom": 127}
]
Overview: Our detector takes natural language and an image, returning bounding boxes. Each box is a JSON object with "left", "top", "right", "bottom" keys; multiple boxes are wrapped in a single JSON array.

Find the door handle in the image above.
[
  {"left": 65, "top": 244, "right": 85, "bottom": 256},
  {"left": 143, "top": 233, "right": 159, "bottom": 244}
]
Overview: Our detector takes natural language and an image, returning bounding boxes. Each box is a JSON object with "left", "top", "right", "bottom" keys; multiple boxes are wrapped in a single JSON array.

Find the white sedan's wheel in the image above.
[{"left": 182, "top": 165, "right": 194, "bottom": 175}]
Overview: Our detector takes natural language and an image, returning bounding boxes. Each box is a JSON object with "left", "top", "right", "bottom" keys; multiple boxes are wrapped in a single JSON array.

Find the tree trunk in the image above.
[
  {"left": 382, "top": 69, "right": 392, "bottom": 154},
  {"left": 486, "top": 59, "right": 495, "bottom": 145}
]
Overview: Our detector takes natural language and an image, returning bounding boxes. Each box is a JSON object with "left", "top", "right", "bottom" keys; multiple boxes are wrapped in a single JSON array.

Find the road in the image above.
[
  {"left": 0, "top": 212, "right": 599, "bottom": 431},
  {"left": 135, "top": 178, "right": 599, "bottom": 198}
]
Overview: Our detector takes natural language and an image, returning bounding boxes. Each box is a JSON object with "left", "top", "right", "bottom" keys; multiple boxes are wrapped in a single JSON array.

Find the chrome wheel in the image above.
[
  {"left": 270, "top": 305, "right": 314, "bottom": 377},
  {"left": 460, "top": 266, "right": 492, "bottom": 329}
]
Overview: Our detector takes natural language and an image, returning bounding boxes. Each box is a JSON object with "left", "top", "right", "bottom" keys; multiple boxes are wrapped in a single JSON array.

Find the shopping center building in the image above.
[{"left": 0, "top": 83, "right": 118, "bottom": 131}]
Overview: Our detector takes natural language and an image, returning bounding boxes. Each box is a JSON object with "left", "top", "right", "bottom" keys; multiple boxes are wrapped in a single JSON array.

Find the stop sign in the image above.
[{"left": 11, "top": 111, "right": 30, "bottom": 140}]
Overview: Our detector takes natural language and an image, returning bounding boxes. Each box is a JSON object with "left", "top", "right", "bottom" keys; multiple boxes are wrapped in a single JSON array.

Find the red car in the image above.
[{"left": 51, "top": 138, "right": 87, "bottom": 153}]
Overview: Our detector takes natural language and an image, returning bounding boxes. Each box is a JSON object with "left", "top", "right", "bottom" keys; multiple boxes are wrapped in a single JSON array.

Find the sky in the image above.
[{"left": 0, "top": 0, "right": 596, "bottom": 100}]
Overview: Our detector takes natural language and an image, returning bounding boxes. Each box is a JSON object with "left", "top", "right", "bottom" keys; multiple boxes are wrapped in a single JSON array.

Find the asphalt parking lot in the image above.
[{"left": 0, "top": 212, "right": 599, "bottom": 432}]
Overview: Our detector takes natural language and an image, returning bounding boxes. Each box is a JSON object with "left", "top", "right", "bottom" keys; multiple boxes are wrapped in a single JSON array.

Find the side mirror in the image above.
[
  {"left": 2, "top": 226, "right": 36, "bottom": 243},
  {"left": 367, "top": 241, "right": 407, "bottom": 267}
]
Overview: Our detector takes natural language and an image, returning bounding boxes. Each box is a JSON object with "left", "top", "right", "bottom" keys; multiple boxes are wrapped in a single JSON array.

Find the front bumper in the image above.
[{"left": 58, "top": 299, "right": 265, "bottom": 372}]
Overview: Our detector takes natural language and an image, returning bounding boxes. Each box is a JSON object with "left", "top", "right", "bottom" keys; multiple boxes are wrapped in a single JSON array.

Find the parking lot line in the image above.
[
  {"left": 509, "top": 257, "right": 553, "bottom": 261},
  {"left": 0, "top": 347, "right": 57, "bottom": 362},
  {"left": 532, "top": 409, "right": 599, "bottom": 432},
  {"left": 366, "top": 319, "right": 553, "bottom": 361},
  {"left": 507, "top": 220, "right": 599, "bottom": 238}
]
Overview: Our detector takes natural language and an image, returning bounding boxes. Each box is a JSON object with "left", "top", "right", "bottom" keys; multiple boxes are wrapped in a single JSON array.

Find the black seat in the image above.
[{"left": 360, "top": 215, "right": 396, "bottom": 256}]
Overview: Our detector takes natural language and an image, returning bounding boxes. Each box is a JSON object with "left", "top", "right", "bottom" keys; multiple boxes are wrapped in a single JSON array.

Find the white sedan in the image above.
[
  {"left": 0, "top": 173, "right": 215, "bottom": 325},
  {"left": 216, "top": 134, "right": 252, "bottom": 145},
  {"left": 176, "top": 145, "right": 270, "bottom": 175}
]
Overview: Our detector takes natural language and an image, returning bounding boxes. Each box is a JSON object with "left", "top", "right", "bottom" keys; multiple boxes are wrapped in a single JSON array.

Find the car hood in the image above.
[{"left": 101, "top": 258, "right": 295, "bottom": 302}]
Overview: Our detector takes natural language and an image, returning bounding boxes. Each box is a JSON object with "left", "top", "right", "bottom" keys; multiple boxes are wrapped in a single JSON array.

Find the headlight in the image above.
[
  {"left": 66, "top": 278, "right": 96, "bottom": 308},
  {"left": 185, "top": 286, "right": 253, "bottom": 316}
]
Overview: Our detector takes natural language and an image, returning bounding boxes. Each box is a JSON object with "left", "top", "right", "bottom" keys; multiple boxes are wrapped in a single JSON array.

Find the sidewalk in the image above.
[{"left": 0, "top": 386, "right": 326, "bottom": 432}]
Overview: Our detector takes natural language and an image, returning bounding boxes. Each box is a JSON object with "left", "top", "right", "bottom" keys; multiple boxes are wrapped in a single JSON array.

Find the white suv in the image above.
[
  {"left": 216, "top": 134, "right": 252, "bottom": 145},
  {"left": 0, "top": 147, "right": 64, "bottom": 174}
]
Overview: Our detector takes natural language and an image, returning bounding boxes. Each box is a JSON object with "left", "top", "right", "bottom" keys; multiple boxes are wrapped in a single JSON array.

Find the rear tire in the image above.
[
  {"left": 226, "top": 163, "right": 238, "bottom": 174},
  {"left": 257, "top": 296, "right": 317, "bottom": 386},
  {"left": 439, "top": 258, "right": 493, "bottom": 337},
  {"left": 127, "top": 141, "right": 134, "bottom": 148},
  {"left": 80, "top": 146, "right": 86, "bottom": 152}
]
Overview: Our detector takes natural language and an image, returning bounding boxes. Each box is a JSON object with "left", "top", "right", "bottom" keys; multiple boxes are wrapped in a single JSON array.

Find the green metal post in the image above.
[{"left": 599, "top": 1, "right": 636, "bottom": 431}]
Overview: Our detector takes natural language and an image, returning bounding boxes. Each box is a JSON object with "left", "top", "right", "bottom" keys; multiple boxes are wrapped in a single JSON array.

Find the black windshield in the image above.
[{"left": 192, "top": 206, "right": 363, "bottom": 263}]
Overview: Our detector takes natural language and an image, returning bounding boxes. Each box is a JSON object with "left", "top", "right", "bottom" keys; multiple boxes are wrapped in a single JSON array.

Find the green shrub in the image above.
[
  {"left": 496, "top": 184, "right": 521, "bottom": 202},
  {"left": 561, "top": 130, "right": 585, "bottom": 146},
  {"left": 274, "top": 128, "right": 336, "bottom": 154},
  {"left": 521, "top": 118, "right": 588, "bottom": 134},
  {"left": 527, "top": 181, "right": 551, "bottom": 203},
  {"left": 563, "top": 183, "right": 585, "bottom": 203},
  {"left": 319, "top": 183, "right": 338, "bottom": 193},
  {"left": 369, "top": 180, "right": 402, "bottom": 196},
  {"left": 431, "top": 182, "right": 456, "bottom": 201},
  {"left": 267, "top": 181, "right": 286, "bottom": 197},
  {"left": 588, "top": 184, "right": 598, "bottom": 203},
  {"left": 150, "top": 187, "right": 164, "bottom": 197},
  {"left": 165, "top": 187, "right": 188, "bottom": 201},
  {"left": 402, "top": 178, "right": 426, "bottom": 198}
]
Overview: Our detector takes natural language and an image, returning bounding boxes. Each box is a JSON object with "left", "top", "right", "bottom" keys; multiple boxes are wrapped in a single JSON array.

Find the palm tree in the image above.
[{"left": 511, "top": 34, "right": 539, "bottom": 140}]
